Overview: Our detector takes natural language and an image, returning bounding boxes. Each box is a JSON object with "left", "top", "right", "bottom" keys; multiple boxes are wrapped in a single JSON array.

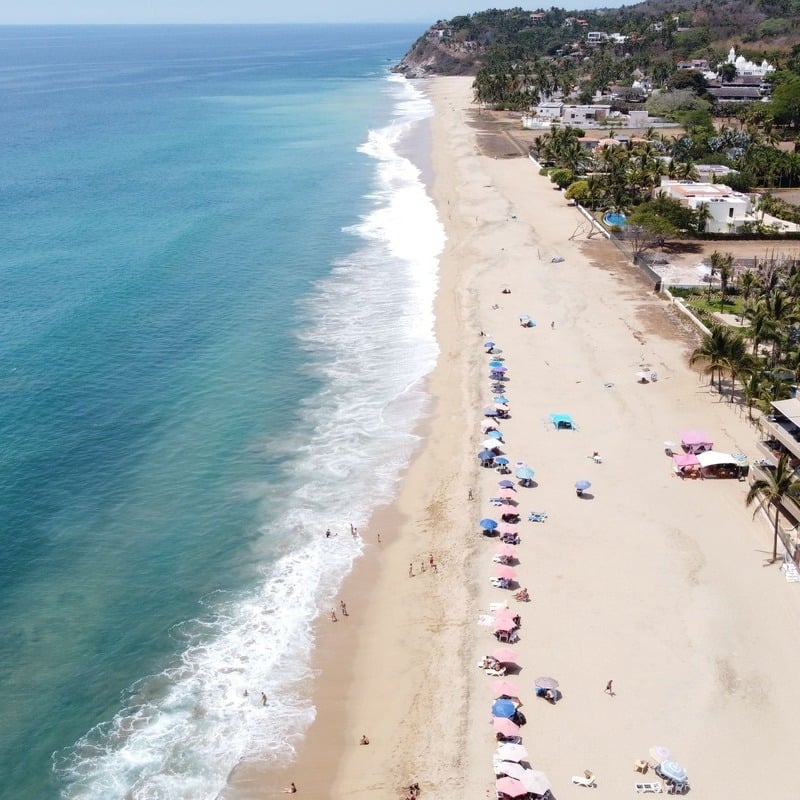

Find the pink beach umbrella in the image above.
[
  {"left": 494, "top": 618, "right": 516, "bottom": 633},
  {"left": 492, "top": 718, "right": 521, "bottom": 737},
  {"left": 491, "top": 679, "right": 521, "bottom": 697},
  {"left": 498, "top": 524, "right": 518, "bottom": 536},
  {"left": 493, "top": 607, "right": 517, "bottom": 622},
  {"left": 494, "top": 565, "right": 517, "bottom": 581},
  {"left": 495, "top": 777, "right": 528, "bottom": 798},
  {"left": 491, "top": 647, "right": 519, "bottom": 665},
  {"left": 499, "top": 488, "right": 516, "bottom": 499},
  {"left": 495, "top": 543, "right": 517, "bottom": 558}
]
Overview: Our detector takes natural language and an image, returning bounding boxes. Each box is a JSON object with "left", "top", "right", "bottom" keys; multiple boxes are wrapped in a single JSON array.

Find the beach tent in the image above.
[
  {"left": 679, "top": 430, "right": 713, "bottom": 454},
  {"left": 550, "top": 413, "right": 575, "bottom": 430},
  {"left": 697, "top": 450, "right": 744, "bottom": 478}
]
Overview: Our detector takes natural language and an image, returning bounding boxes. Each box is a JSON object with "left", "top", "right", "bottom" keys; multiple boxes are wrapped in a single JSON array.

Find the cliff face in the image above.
[{"left": 393, "top": 33, "right": 481, "bottom": 78}]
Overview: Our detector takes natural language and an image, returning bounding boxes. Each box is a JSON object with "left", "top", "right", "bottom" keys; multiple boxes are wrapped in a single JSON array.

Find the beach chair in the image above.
[
  {"left": 571, "top": 772, "right": 596, "bottom": 788},
  {"left": 528, "top": 511, "right": 547, "bottom": 523},
  {"left": 634, "top": 782, "right": 663, "bottom": 793},
  {"left": 485, "top": 667, "right": 507, "bottom": 677}
]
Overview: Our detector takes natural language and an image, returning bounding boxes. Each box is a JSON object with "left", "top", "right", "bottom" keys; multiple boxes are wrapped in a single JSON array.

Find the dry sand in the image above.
[{"left": 233, "top": 75, "right": 800, "bottom": 800}]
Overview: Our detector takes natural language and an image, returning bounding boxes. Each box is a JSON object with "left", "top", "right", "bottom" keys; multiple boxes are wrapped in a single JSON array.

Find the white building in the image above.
[
  {"left": 657, "top": 179, "right": 752, "bottom": 233},
  {"left": 586, "top": 31, "right": 608, "bottom": 44},
  {"left": 713, "top": 47, "right": 776, "bottom": 79},
  {"left": 561, "top": 104, "right": 611, "bottom": 124}
]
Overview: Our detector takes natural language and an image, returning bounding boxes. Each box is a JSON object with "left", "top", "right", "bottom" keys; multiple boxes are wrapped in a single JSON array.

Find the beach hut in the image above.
[{"left": 550, "top": 413, "right": 575, "bottom": 430}]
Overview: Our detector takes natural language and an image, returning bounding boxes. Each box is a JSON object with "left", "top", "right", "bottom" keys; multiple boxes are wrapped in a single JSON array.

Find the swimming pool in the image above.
[{"left": 603, "top": 211, "right": 627, "bottom": 228}]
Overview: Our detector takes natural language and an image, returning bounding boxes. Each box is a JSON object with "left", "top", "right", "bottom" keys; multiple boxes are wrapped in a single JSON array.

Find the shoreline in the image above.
[{"left": 232, "top": 74, "right": 800, "bottom": 800}]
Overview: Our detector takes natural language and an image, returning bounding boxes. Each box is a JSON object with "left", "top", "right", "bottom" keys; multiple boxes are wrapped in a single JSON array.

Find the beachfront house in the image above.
[
  {"left": 656, "top": 179, "right": 752, "bottom": 234},
  {"left": 753, "top": 398, "right": 800, "bottom": 560}
]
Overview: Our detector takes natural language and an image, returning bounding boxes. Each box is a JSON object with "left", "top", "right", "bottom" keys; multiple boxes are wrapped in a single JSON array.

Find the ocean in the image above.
[{"left": 0, "top": 24, "right": 443, "bottom": 800}]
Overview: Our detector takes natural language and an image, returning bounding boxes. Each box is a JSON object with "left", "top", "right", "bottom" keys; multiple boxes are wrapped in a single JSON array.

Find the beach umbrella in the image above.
[
  {"left": 492, "top": 718, "right": 521, "bottom": 738},
  {"left": 483, "top": 439, "right": 501, "bottom": 450},
  {"left": 494, "top": 565, "right": 517, "bottom": 580},
  {"left": 483, "top": 407, "right": 499, "bottom": 417},
  {"left": 480, "top": 518, "right": 498, "bottom": 531},
  {"left": 499, "top": 487, "right": 516, "bottom": 498},
  {"left": 481, "top": 419, "right": 496, "bottom": 431},
  {"left": 495, "top": 543, "right": 517, "bottom": 558},
  {"left": 491, "top": 648, "right": 518, "bottom": 665},
  {"left": 489, "top": 360, "right": 505, "bottom": 368},
  {"left": 495, "top": 777, "right": 527, "bottom": 798},
  {"left": 478, "top": 449, "right": 496, "bottom": 461},
  {"left": 498, "top": 480, "right": 515, "bottom": 488},
  {"left": 522, "top": 770, "right": 552, "bottom": 797},
  {"left": 575, "top": 480, "right": 591, "bottom": 491},
  {"left": 493, "top": 395, "right": 509, "bottom": 404},
  {"left": 484, "top": 341, "right": 496, "bottom": 348},
  {"left": 490, "top": 365, "right": 508, "bottom": 373},
  {"left": 494, "top": 618, "right": 517, "bottom": 634},
  {"left": 658, "top": 761, "right": 687, "bottom": 783},
  {"left": 491, "top": 680, "right": 520, "bottom": 698},
  {"left": 496, "top": 762, "right": 528, "bottom": 782},
  {"left": 649, "top": 746, "right": 671, "bottom": 763},
  {"left": 498, "top": 524, "right": 518, "bottom": 535},
  {"left": 488, "top": 430, "right": 504, "bottom": 440},
  {"left": 495, "top": 457, "right": 509, "bottom": 466},
  {"left": 534, "top": 676, "right": 559, "bottom": 690},
  {"left": 515, "top": 466, "right": 535, "bottom": 480},
  {"left": 491, "top": 699, "right": 518, "bottom": 718},
  {"left": 496, "top": 743, "right": 528, "bottom": 762}
]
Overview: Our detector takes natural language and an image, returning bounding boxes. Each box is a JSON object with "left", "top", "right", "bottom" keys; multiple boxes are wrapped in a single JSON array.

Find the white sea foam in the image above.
[{"left": 55, "top": 76, "right": 444, "bottom": 800}]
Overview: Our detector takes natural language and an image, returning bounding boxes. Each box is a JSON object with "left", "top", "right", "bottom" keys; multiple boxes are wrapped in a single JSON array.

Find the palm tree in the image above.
[
  {"left": 689, "top": 324, "right": 736, "bottom": 394},
  {"left": 707, "top": 250, "right": 724, "bottom": 302},
  {"left": 746, "top": 453, "right": 800, "bottom": 562},
  {"left": 718, "top": 253, "right": 734, "bottom": 311},
  {"left": 740, "top": 371, "right": 765, "bottom": 421}
]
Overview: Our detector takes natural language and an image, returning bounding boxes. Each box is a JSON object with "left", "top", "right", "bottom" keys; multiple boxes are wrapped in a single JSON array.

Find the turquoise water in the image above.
[
  {"left": 0, "top": 25, "right": 441, "bottom": 799},
  {"left": 603, "top": 211, "right": 627, "bottom": 227}
]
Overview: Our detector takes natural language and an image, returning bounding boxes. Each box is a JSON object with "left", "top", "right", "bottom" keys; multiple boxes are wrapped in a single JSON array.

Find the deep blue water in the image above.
[{"left": 0, "top": 24, "right": 441, "bottom": 800}]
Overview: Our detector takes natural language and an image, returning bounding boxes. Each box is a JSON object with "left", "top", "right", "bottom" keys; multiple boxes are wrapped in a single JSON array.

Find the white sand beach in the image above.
[{"left": 238, "top": 75, "right": 800, "bottom": 800}]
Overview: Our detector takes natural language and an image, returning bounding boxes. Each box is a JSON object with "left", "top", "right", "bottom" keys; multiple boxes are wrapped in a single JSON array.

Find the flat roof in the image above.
[{"left": 772, "top": 398, "right": 800, "bottom": 425}]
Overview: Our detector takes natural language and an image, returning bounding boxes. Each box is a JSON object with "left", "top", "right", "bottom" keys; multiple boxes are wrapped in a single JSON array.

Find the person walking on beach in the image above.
[
  {"left": 429, "top": 553, "right": 436, "bottom": 571},
  {"left": 340, "top": 600, "right": 348, "bottom": 617},
  {"left": 409, "top": 563, "right": 414, "bottom": 577},
  {"left": 330, "top": 609, "right": 338, "bottom": 622},
  {"left": 468, "top": 488, "right": 474, "bottom": 501},
  {"left": 605, "top": 679, "right": 614, "bottom": 695},
  {"left": 551, "top": 320, "right": 555, "bottom": 329},
  {"left": 261, "top": 692, "right": 268, "bottom": 706}
]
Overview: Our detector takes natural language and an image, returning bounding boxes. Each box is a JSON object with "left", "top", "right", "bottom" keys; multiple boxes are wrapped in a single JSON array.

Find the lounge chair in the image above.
[
  {"left": 634, "top": 782, "right": 663, "bottom": 793},
  {"left": 528, "top": 511, "right": 547, "bottom": 522},
  {"left": 571, "top": 772, "right": 596, "bottom": 788},
  {"left": 485, "top": 667, "right": 507, "bottom": 677}
]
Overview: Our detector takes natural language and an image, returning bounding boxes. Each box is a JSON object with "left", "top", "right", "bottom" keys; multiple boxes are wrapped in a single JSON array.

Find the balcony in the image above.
[{"left": 759, "top": 416, "right": 800, "bottom": 461}]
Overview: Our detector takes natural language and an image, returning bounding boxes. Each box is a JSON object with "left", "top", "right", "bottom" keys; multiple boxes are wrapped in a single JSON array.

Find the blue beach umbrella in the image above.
[
  {"left": 480, "top": 518, "right": 498, "bottom": 530},
  {"left": 491, "top": 698, "right": 517, "bottom": 718},
  {"left": 493, "top": 395, "right": 509, "bottom": 404},
  {"left": 515, "top": 466, "right": 535, "bottom": 480},
  {"left": 575, "top": 480, "right": 591, "bottom": 491},
  {"left": 484, "top": 341, "right": 496, "bottom": 348},
  {"left": 488, "top": 360, "right": 505, "bottom": 368},
  {"left": 490, "top": 366, "right": 508, "bottom": 373},
  {"left": 498, "top": 480, "right": 515, "bottom": 488},
  {"left": 478, "top": 449, "right": 496, "bottom": 461},
  {"left": 488, "top": 430, "right": 504, "bottom": 439},
  {"left": 495, "top": 457, "right": 510, "bottom": 466},
  {"left": 658, "top": 762, "right": 687, "bottom": 784}
]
